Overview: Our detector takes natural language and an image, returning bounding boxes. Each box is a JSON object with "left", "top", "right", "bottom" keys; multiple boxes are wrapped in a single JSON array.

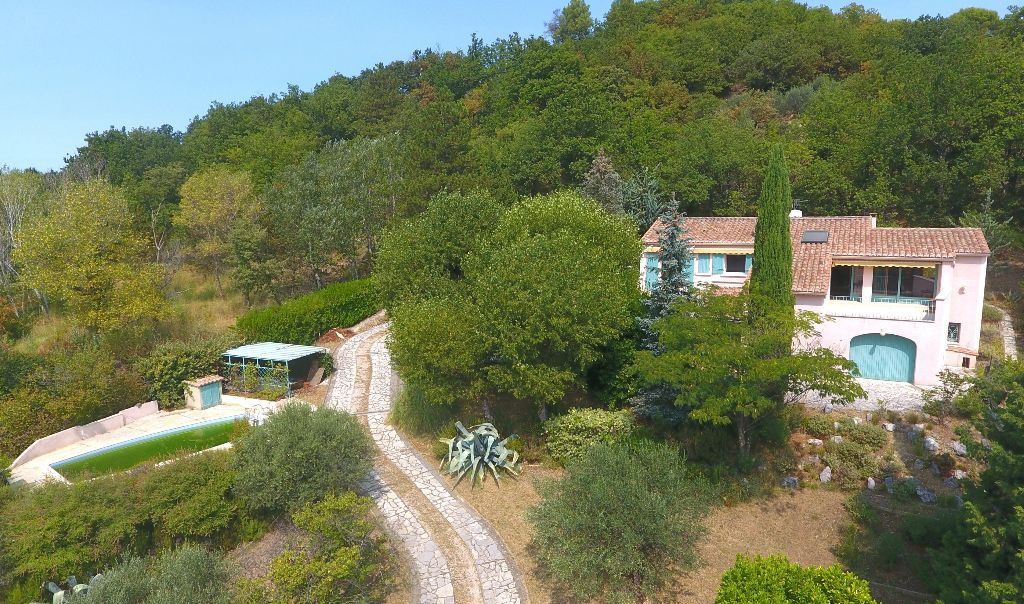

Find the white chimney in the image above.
[{"left": 789, "top": 209, "right": 803, "bottom": 218}]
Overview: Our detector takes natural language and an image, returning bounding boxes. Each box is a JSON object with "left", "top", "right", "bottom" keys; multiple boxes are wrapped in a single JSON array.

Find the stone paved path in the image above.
[
  {"left": 999, "top": 306, "right": 1018, "bottom": 360},
  {"left": 329, "top": 325, "right": 455, "bottom": 604},
  {"left": 369, "top": 337, "right": 522, "bottom": 604},
  {"left": 329, "top": 324, "right": 524, "bottom": 604}
]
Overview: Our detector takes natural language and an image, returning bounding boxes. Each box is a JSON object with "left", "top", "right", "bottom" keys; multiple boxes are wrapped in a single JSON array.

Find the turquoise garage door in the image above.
[{"left": 849, "top": 334, "right": 916, "bottom": 383}]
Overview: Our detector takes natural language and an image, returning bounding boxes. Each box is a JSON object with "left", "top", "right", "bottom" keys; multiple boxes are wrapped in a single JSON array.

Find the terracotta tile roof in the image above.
[
  {"left": 643, "top": 216, "right": 989, "bottom": 294},
  {"left": 185, "top": 375, "right": 223, "bottom": 387}
]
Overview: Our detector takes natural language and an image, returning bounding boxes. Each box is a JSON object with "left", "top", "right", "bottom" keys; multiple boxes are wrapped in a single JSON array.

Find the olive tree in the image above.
[{"left": 232, "top": 402, "right": 375, "bottom": 514}]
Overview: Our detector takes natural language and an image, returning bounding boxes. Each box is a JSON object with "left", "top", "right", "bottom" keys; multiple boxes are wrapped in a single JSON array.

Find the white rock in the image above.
[
  {"left": 831, "top": 435, "right": 844, "bottom": 444},
  {"left": 867, "top": 477, "right": 876, "bottom": 490},
  {"left": 807, "top": 438, "right": 824, "bottom": 446},
  {"left": 883, "top": 422, "right": 896, "bottom": 432},
  {"left": 924, "top": 436, "right": 939, "bottom": 452},
  {"left": 820, "top": 466, "right": 832, "bottom": 483},
  {"left": 954, "top": 469, "right": 968, "bottom": 480},
  {"left": 952, "top": 441, "right": 968, "bottom": 456},
  {"left": 852, "top": 416, "right": 864, "bottom": 425}
]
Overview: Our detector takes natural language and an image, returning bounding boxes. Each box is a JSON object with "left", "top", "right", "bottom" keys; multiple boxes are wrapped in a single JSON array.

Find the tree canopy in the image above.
[{"left": 381, "top": 190, "right": 640, "bottom": 414}]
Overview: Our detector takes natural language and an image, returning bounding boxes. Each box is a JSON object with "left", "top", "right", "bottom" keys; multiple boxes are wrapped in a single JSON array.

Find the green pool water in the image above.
[{"left": 52, "top": 418, "right": 244, "bottom": 480}]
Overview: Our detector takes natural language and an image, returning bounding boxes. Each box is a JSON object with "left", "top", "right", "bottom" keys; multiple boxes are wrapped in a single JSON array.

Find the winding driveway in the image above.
[{"left": 328, "top": 323, "right": 525, "bottom": 604}]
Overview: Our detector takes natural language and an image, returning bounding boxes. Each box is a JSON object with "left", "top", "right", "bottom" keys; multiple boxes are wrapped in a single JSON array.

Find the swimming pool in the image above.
[{"left": 51, "top": 416, "right": 246, "bottom": 480}]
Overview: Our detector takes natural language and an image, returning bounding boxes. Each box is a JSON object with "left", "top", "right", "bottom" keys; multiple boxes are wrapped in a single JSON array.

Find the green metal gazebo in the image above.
[{"left": 221, "top": 342, "right": 328, "bottom": 396}]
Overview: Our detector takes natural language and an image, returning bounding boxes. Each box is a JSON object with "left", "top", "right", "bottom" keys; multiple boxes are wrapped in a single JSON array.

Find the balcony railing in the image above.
[
  {"left": 869, "top": 294, "right": 932, "bottom": 306},
  {"left": 824, "top": 297, "right": 936, "bottom": 322}
]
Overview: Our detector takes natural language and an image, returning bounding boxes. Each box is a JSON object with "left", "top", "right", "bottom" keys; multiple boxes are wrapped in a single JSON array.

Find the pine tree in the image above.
[
  {"left": 645, "top": 210, "right": 693, "bottom": 328},
  {"left": 750, "top": 144, "right": 795, "bottom": 310}
]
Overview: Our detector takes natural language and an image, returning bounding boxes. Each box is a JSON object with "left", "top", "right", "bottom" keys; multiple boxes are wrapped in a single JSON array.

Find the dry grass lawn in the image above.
[
  {"left": 663, "top": 488, "right": 850, "bottom": 603},
  {"left": 404, "top": 433, "right": 852, "bottom": 604}
]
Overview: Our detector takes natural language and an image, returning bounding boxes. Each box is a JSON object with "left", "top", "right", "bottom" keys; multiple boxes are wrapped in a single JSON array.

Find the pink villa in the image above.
[{"left": 640, "top": 211, "right": 990, "bottom": 386}]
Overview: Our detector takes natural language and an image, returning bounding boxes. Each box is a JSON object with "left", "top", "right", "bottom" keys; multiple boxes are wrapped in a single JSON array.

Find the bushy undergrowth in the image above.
[
  {"left": 389, "top": 384, "right": 457, "bottom": 437},
  {"left": 529, "top": 440, "right": 713, "bottom": 603},
  {"left": 802, "top": 414, "right": 835, "bottom": 438},
  {"left": 232, "top": 402, "right": 375, "bottom": 514},
  {"left": 0, "top": 344, "right": 148, "bottom": 458},
  {"left": 924, "top": 369, "right": 981, "bottom": 419},
  {"left": 67, "top": 545, "right": 234, "bottom": 604},
  {"left": 0, "top": 450, "right": 260, "bottom": 599},
  {"left": 236, "top": 493, "right": 395, "bottom": 603},
  {"left": 716, "top": 554, "right": 877, "bottom": 603},
  {"left": 840, "top": 421, "right": 889, "bottom": 450},
  {"left": 234, "top": 279, "right": 377, "bottom": 344},
  {"left": 137, "top": 335, "right": 237, "bottom": 408},
  {"left": 822, "top": 440, "right": 878, "bottom": 487},
  {"left": 543, "top": 407, "right": 637, "bottom": 466}
]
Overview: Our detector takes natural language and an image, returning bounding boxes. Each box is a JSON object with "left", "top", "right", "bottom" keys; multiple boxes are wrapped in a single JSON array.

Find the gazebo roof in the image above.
[{"left": 222, "top": 342, "right": 327, "bottom": 363}]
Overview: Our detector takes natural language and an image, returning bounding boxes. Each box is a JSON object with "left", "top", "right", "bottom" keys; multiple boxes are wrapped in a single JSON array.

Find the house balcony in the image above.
[{"left": 822, "top": 296, "right": 937, "bottom": 322}]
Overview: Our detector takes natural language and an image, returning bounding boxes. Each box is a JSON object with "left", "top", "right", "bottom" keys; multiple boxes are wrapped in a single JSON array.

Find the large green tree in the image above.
[
  {"left": 635, "top": 288, "right": 863, "bottom": 455},
  {"left": 174, "top": 166, "right": 261, "bottom": 295},
  {"left": 383, "top": 190, "right": 639, "bottom": 416},
  {"left": 14, "top": 180, "right": 166, "bottom": 332}
]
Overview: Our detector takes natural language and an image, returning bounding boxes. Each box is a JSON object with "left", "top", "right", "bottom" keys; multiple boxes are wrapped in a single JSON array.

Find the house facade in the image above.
[{"left": 640, "top": 212, "right": 990, "bottom": 386}]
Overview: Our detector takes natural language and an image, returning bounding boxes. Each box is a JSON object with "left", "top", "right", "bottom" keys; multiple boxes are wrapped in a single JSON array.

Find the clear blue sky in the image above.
[{"left": 1, "top": 0, "right": 1009, "bottom": 171}]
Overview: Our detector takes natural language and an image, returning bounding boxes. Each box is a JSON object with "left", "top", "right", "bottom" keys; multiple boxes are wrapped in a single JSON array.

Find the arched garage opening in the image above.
[{"left": 849, "top": 333, "right": 917, "bottom": 383}]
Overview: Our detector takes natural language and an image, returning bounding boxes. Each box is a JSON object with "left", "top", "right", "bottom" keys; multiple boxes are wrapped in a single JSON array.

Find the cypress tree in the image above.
[{"left": 750, "top": 144, "right": 795, "bottom": 310}]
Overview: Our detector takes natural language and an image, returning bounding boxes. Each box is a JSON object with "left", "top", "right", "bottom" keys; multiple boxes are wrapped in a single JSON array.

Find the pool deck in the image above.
[{"left": 9, "top": 396, "right": 277, "bottom": 486}]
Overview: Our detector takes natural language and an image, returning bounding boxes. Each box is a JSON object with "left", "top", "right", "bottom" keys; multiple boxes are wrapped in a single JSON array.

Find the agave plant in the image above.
[{"left": 440, "top": 421, "right": 521, "bottom": 487}]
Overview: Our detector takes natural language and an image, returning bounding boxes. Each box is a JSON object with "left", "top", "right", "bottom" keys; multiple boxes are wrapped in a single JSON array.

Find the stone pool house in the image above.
[{"left": 640, "top": 212, "right": 990, "bottom": 386}]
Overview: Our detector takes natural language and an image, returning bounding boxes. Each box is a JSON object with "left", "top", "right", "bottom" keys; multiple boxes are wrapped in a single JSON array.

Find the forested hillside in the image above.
[{"left": 7, "top": 0, "right": 1024, "bottom": 304}]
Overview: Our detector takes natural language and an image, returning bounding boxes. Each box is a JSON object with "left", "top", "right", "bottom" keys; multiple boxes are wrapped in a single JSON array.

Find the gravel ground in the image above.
[{"left": 800, "top": 378, "right": 927, "bottom": 412}]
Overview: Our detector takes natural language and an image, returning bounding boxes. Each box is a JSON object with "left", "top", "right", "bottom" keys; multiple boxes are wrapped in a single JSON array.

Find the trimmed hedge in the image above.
[
  {"left": 716, "top": 555, "right": 877, "bottom": 603},
  {"left": 234, "top": 279, "right": 378, "bottom": 344}
]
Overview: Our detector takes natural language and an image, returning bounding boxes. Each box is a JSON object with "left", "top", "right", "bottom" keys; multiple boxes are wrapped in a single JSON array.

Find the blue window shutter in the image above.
[
  {"left": 644, "top": 253, "right": 659, "bottom": 290},
  {"left": 712, "top": 254, "right": 725, "bottom": 275},
  {"left": 698, "top": 254, "right": 711, "bottom": 274},
  {"left": 745, "top": 254, "right": 753, "bottom": 272},
  {"left": 683, "top": 256, "right": 694, "bottom": 284}
]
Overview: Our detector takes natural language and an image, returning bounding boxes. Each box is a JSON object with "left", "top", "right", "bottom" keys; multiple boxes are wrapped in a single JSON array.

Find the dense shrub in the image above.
[
  {"left": 822, "top": 440, "right": 877, "bottom": 487},
  {"left": 139, "top": 450, "right": 257, "bottom": 548},
  {"left": 233, "top": 402, "right": 375, "bottom": 514},
  {"left": 716, "top": 555, "right": 877, "bottom": 603},
  {"left": 802, "top": 414, "right": 835, "bottom": 438},
  {"left": 930, "top": 360, "right": 1024, "bottom": 602},
  {"left": 529, "top": 440, "right": 713, "bottom": 603},
  {"left": 0, "top": 345, "right": 148, "bottom": 458},
  {"left": 260, "top": 493, "right": 395, "bottom": 603},
  {"left": 0, "top": 475, "right": 147, "bottom": 593},
  {"left": 70, "top": 545, "right": 233, "bottom": 604},
  {"left": 923, "top": 369, "right": 975, "bottom": 418},
  {"left": 841, "top": 421, "right": 889, "bottom": 450},
  {"left": 389, "top": 384, "right": 457, "bottom": 436},
  {"left": 137, "top": 335, "right": 236, "bottom": 408},
  {"left": 543, "top": 407, "right": 637, "bottom": 465},
  {"left": 0, "top": 450, "right": 258, "bottom": 597},
  {"left": 234, "top": 279, "right": 377, "bottom": 344}
]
